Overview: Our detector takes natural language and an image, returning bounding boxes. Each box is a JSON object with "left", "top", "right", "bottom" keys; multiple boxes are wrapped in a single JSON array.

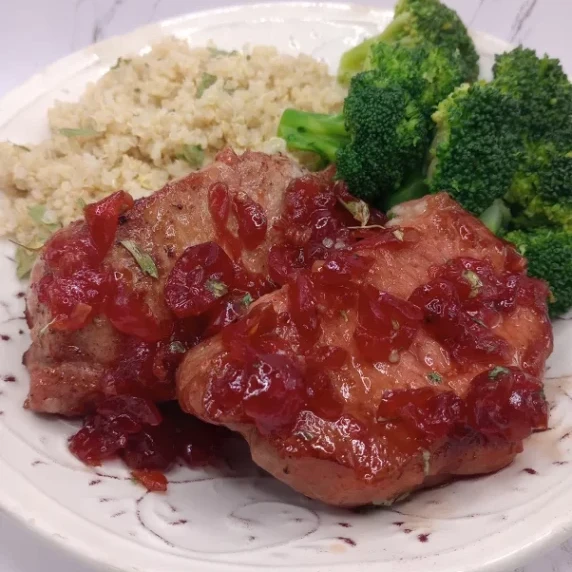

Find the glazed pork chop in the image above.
[
  {"left": 177, "top": 193, "right": 553, "bottom": 507},
  {"left": 25, "top": 149, "right": 305, "bottom": 416}
]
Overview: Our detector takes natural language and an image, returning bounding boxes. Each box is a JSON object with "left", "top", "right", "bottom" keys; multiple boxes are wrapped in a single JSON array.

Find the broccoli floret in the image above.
[
  {"left": 505, "top": 228, "right": 572, "bottom": 317},
  {"left": 338, "top": 0, "right": 478, "bottom": 85},
  {"left": 277, "top": 70, "right": 429, "bottom": 202},
  {"left": 506, "top": 142, "right": 572, "bottom": 230},
  {"left": 426, "top": 82, "right": 523, "bottom": 215},
  {"left": 493, "top": 47, "right": 572, "bottom": 141},
  {"left": 367, "top": 42, "right": 466, "bottom": 113}
]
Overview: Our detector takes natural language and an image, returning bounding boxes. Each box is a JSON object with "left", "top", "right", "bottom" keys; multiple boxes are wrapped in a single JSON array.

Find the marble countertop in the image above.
[{"left": 1, "top": 0, "right": 571, "bottom": 571}]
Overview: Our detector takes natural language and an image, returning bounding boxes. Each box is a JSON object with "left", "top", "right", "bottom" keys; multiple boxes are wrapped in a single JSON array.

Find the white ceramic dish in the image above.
[{"left": 1, "top": 3, "right": 572, "bottom": 572}]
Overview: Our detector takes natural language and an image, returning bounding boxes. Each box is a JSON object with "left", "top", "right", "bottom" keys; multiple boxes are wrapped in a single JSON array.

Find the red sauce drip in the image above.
[
  {"left": 37, "top": 269, "right": 108, "bottom": 331},
  {"left": 242, "top": 354, "right": 306, "bottom": 434},
  {"left": 354, "top": 284, "right": 423, "bottom": 362},
  {"left": 289, "top": 273, "right": 320, "bottom": 349},
  {"left": 465, "top": 367, "right": 548, "bottom": 442},
  {"left": 377, "top": 367, "right": 547, "bottom": 446},
  {"left": 233, "top": 193, "right": 268, "bottom": 250},
  {"left": 38, "top": 191, "right": 136, "bottom": 331},
  {"left": 377, "top": 387, "right": 464, "bottom": 443},
  {"left": 268, "top": 175, "right": 386, "bottom": 285},
  {"left": 84, "top": 191, "right": 134, "bottom": 256},
  {"left": 208, "top": 182, "right": 242, "bottom": 260},
  {"left": 410, "top": 258, "right": 518, "bottom": 366},
  {"left": 131, "top": 470, "right": 168, "bottom": 492},
  {"left": 69, "top": 398, "right": 227, "bottom": 475},
  {"left": 164, "top": 242, "right": 236, "bottom": 318},
  {"left": 106, "top": 269, "right": 173, "bottom": 342}
]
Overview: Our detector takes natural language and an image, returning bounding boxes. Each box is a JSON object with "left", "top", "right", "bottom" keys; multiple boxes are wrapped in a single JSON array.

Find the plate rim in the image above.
[{"left": 0, "top": 3, "right": 565, "bottom": 572}]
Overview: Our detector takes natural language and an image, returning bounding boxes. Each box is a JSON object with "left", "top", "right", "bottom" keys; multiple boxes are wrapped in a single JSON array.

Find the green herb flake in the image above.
[
  {"left": 15, "top": 246, "right": 38, "bottom": 279},
  {"left": 372, "top": 492, "right": 411, "bottom": 507},
  {"left": 196, "top": 73, "right": 217, "bottom": 98},
  {"left": 241, "top": 292, "right": 254, "bottom": 307},
  {"left": 422, "top": 450, "right": 431, "bottom": 476},
  {"left": 27, "top": 205, "right": 47, "bottom": 225},
  {"left": 208, "top": 47, "right": 238, "bottom": 58},
  {"left": 26, "top": 205, "right": 62, "bottom": 245},
  {"left": 76, "top": 197, "right": 87, "bottom": 210},
  {"left": 169, "top": 341, "right": 186, "bottom": 354},
  {"left": 59, "top": 127, "right": 100, "bottom": 138},
  {"left": 120, "top": 240, "right": 159, "bottom": 279},
  {"left": 463, "top": 270, "right": 483, "bottom": 298},
  {"left": 338, "top": 198, "right": 370, "bottom": 226},
  {"left": 205, "top": 279, "right": 228, "bottom": 298},
  {"left": 111, "top": 57, "right": 131, "bottom": 70},
  {"left": 176, "top": 144, "right": 205, "bottom": 168},
  {"left": 388, "top": 349, "right": 400, "bottom": 363},
  {"left": 294, "top": 430, "right": 314, "bottom": 442},
  {"left": 427, "top": 372, "right": 442, "bottom": 385},
  {"left": 489, "top": 366, "right": 510, "bottom": 380},
  {"left": 39, "top": 317, "right": 57, "bottom": 337},
  {"left": 471, "top": 316, "right": 487, "bottom": 327}
]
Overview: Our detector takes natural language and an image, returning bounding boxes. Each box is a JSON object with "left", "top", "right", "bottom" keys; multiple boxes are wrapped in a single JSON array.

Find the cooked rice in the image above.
[{"left": 0, "top": 37, "right": 346, "bottom": 246}]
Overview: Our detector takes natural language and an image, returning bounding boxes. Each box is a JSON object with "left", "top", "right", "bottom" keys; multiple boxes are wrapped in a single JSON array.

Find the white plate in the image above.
[{"left": 1, "top": 3, "right": 572, "bottom": 572}]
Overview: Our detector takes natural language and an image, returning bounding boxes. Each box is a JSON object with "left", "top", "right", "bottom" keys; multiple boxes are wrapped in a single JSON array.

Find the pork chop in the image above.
[
  {"left": 25, "top": 149, "right": 304, "bottom": 416},
  {"left": 176, "top": 193, "right": 553, "bottom": 507}
]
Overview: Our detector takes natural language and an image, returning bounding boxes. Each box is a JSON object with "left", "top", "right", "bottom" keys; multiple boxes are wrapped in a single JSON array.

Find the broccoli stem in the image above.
[
  {"left": 479, "top": 199, "right": 512, "bottom": 235},
  {"left": 385, "top": 176, "right": 428, "bottom": 209},
  {"left": 277, "top": 109, "right": 348, "bottom": 163},
  {"left": 337, "top": 12, "right": 412, "bottom": 84}
]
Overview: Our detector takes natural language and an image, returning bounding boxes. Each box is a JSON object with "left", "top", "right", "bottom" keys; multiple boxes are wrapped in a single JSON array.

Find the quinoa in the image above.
[{"left": 0, "top": 37, "right": 346, "bottom": 247}]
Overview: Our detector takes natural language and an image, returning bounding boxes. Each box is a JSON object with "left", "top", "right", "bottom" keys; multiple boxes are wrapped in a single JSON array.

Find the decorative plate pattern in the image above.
[{"left": 1, "top": 4, "right": 571, "bottom": 572}]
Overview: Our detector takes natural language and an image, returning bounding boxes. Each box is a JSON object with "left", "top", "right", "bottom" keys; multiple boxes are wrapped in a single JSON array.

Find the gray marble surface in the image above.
[{"left": 1, "top": 0, "right": 571, "bottom": 570}]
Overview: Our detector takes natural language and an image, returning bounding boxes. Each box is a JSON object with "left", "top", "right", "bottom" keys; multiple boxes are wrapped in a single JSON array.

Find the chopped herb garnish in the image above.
[
  {"left": 489, "top": 366, "right": 510, "bottom": 380},
  {"left": 28, "top": 204, "right": 45, "bottom": 223},
  {"left": 422, "top": 450, "right": 431, "bottom": 476},
  {"left": 372, "top": 492, "right": 411, "bottom": 506},
  {"left": 176, "top": 144, "right": 205, "bottom": 168},
  {"left": 388, "top": 349, "right": 400, "bottom": 363},
  {"left": 76, "top": 197, "right": 87, "bottom": 210},
  {"left": 294, "top": 430, "right": 314, "bottom": 442},
  {"left": 208, "top": 47, "right": 238, "bottom": 57},
  {"left": 347, "top": 224, "right": 385, "bottom": 230},
  {"left": 241, "top": 292, "right": 254, "bottom": 307},
  {"left": 120, "top": 240, "right": 159, "bottom": 279},
  {"left": 205, "top": 279, "right": 228, "bottom": 298},
  {"left": 59, "top": 127, "right": 100, "bottom": 138},
  {"left": 169, "top": 341, "right": 186, "bottom": 354},
  {"left": 136, "top": 174, "right": 154, "bottom": 190},
  {"left": 196, "top": 73, "right": 217, "bottom": 98},
  {"left": 15, "top": 246, "right": 39, "bottom": 279},
  {"left": 427, "top": 372, "right": 442, "bottom": 385},
  {"left": 463, "top": 270, "right": 483, "bottom": 298},
  {"left": 338, "top": 198, "right": 370, "bottom": 226},
  {"left": 471, "top": 316, "right": 487, "bottom": 327},
  {"left": 39, "top": 317, "right": 57, "bottom": 336},
  {"left": 15, "top": 205, "right": 62, "bottom": 280},
  {"left": 111, "top": 57, "right": 131, "bottom": 70}
]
